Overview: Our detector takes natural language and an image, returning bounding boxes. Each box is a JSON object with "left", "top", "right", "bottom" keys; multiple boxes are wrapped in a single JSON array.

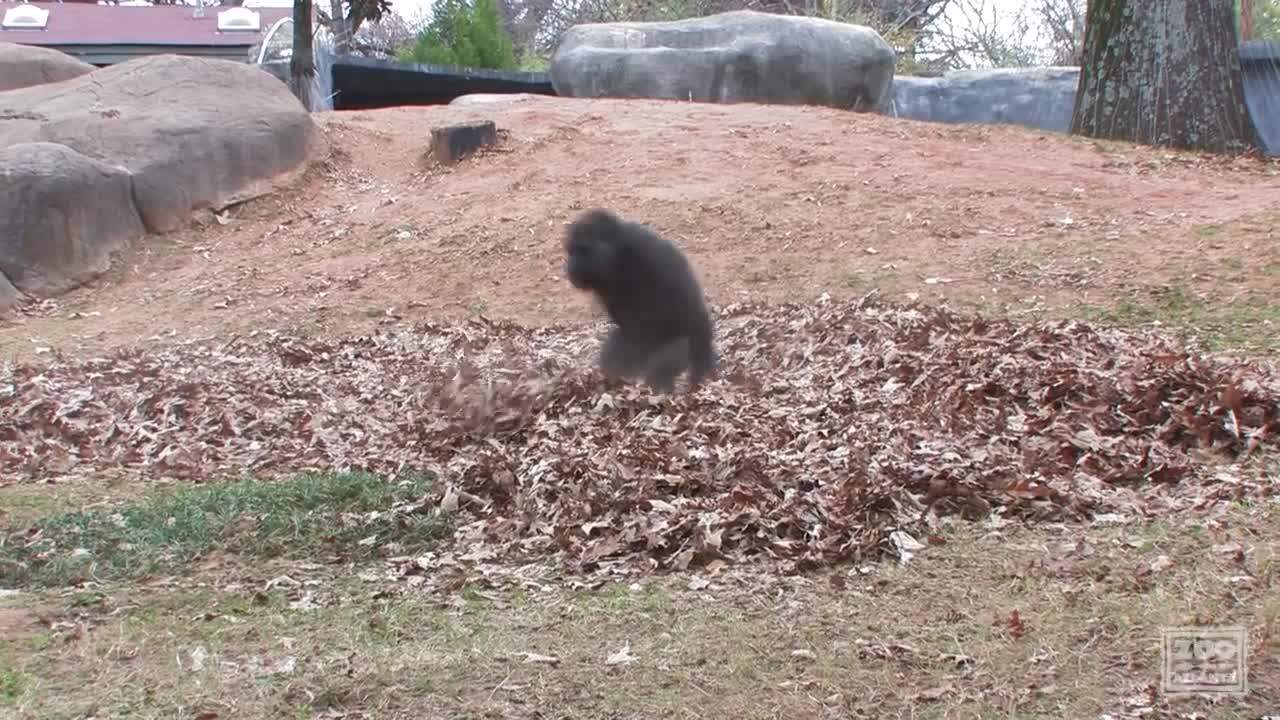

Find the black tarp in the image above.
[
  {"left": 1240, "top": 41, "right": 1280, "bottom": 157},
  {"left": 329, "top": 56, "right": 554, "bottom": 109}
]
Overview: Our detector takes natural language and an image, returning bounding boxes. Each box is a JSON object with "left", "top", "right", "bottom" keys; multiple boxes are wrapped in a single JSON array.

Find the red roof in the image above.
[{"left": 0, "top": 2, "right": 296, "bottom": 46}]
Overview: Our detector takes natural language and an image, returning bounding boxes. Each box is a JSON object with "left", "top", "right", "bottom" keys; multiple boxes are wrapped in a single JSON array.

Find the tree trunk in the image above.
[
  {"left": 290, "top": 0, "right": 316, "bottom": 112},
  {"left": 329, "top": 0, "right": 351, "bottom": 55},
  {"left": 1240, "top": 0, "right": 1253, "bottom": 39},
  {"left": 1070, "top": 0, "right": 1258, "bottom": 154}
]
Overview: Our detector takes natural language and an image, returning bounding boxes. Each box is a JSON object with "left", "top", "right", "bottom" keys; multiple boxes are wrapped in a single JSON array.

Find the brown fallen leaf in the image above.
[
  {"left": 1148, "top": 554, "right": 1173, "bottom": 574},
  {"left": 1006, "top": 609, "right": 1028, "bottom": 639},
  {"left": 914, "top": 683, "right": 955, "bottom": 702},
  {"left": 520, "top": 652, "right": 561, "bottom": 665},
  {"left": 606, "top": 643, "right": 638, "bottom": 666},
  {"left": 941, "top": 652, "right": 975, "bottom": 668}
]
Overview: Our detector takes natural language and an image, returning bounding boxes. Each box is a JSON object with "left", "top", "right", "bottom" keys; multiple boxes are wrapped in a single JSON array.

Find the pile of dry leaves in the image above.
[{"left": 2, "top": 294, "right": 1277, "bottom": 572}]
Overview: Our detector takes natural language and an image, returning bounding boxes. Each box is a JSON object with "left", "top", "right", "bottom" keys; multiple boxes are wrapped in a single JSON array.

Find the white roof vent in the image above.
[
  {"left": 2, "top": 4, "right": 50, "bottom": 29},
  {"left": 217, "top": 7, "right": 261, "bottom": 31}
]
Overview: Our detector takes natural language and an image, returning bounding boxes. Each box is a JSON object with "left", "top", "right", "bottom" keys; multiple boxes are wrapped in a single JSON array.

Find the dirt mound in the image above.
[
  {"left": 4, "top": 296, "right": 1276, "bottom": 572},
  {"left": 1, "top": 99, "right": 1278, "bottom": 359}
]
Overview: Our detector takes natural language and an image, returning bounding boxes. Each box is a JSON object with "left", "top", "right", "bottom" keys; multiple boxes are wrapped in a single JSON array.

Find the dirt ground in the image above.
[
  {"left": 2, "top": 97, "right": 1279, "bottom": 719},
  {"left": 2, "top": 95, "right": 1278, "bottom": 357}
]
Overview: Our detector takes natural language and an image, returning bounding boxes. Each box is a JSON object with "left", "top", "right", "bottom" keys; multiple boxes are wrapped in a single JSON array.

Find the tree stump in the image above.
[{"left": 431, "top": 120, "right": 498, "bottom": 165}]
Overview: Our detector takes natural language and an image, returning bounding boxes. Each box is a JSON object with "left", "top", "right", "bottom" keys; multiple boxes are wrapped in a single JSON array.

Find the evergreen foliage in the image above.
[{"left": 401, "top": 0, "right": 517, "bottom": 70}]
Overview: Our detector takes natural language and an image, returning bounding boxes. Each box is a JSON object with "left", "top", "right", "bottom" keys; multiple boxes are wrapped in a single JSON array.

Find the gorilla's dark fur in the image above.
[{"left": 564, "top": 208, "right": 717, "bottom": 393}]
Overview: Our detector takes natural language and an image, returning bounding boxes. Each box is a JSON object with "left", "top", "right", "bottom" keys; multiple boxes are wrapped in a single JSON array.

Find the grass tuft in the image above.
[
  {"left": 1081, "top": 283, "right": 1280, "bottom": 351},
  {"left": 0, "top": 668, "right": 31, "bottom": 705},
  {"left": 0, "top": 471, "right": 448, "bottom": 588}
]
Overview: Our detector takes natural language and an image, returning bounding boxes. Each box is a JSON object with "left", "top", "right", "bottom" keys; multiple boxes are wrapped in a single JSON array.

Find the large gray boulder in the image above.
[
  {"left": 0, "top": 265, "right": 18, "bottom": 309},
  {"left": 0, "top": 143, "right": 146, "bottom": 301},
  {"left": 450, "top": 93, "right": 546, "bottom": 106},
  {"left": 550, "top": 10, "right": 897, "bottom": 112},
  {"left": 0, "top": 42, "right": 95, "bottom": 93},
  {"left": 0, "top": 55, "right": 316, "bottom": 310},
  {"left": 889, "top": 67, "right": 1081, "bottom": 133},
  {"left": 0, "top": 54, "right": 316, "bottom": 236}
]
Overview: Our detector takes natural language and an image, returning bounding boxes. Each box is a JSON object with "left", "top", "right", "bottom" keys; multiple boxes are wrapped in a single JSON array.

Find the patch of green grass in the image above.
[
  {"left": 0, "top": 668, "right": 31, "bottom": 704},
  {"left": 411, "top": 674, "right": 437, "bottom": 694},
  {"left": 640, "top": 584, "right": 670, "bottom": 612},
  {"left": 602, "top": 582, "right": 634, "bottom": 611},
  {"left": 0, "top": 471, "right": 449, "bottom": 588},
  {"left": 1080, "top": 283, "right": 1280, "bottom": 351},
  {"left": 25, "top": 632, "right": 52, "bottom": 653},
  {"left": 9, "top": 504, "right": 1280, "bottom": 719},
  {"left": 0, "top": 489, "right": 102, "bottom": 528},
  {"left": 0, "top": 492, "right": 59, "bottom": 517}
]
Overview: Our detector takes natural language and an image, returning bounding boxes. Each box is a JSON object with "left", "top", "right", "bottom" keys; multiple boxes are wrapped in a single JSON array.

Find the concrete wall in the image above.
[{"left": 890, "top": 42, "right": 1280, "bottom": 157}]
